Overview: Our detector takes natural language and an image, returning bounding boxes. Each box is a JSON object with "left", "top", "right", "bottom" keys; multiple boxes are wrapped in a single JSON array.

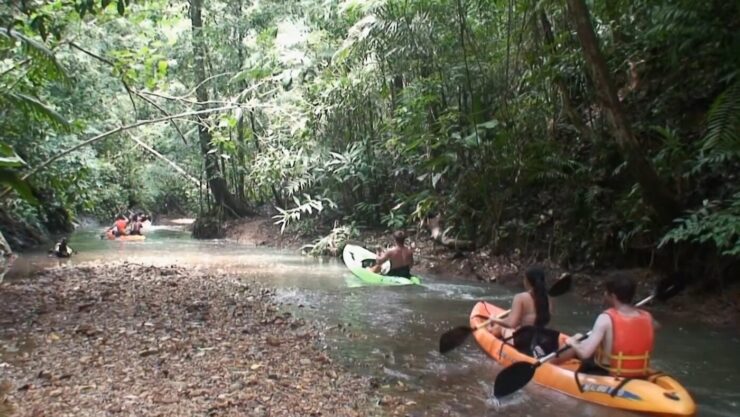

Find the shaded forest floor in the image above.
[
  {"left": 223, "top": 217, "right": 740, "bottom": 329},
  {"left": 0, "top": 263, "right": 406, "bottom": 417}
]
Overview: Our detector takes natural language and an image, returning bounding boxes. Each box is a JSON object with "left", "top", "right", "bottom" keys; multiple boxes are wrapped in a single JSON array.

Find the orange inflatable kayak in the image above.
[
  {"left": 103, "top": 231, "right": 146, "bottom": 241},
  {"left": 471, "top": 301, "right": 696, "bottom": 416}
]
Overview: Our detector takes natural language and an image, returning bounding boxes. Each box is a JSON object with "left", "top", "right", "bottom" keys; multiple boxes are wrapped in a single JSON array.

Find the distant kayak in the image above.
[
  {"left": 342, "top": 244, "right": 421, "bottom": 286},
  {"left": 103, "top": 231, "right": 146, "bottom": 241}
]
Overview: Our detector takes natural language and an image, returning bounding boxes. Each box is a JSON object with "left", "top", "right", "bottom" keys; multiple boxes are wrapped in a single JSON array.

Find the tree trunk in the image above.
[
  {"left": 539, "top": 11, "right": 595, "bottom": 141},
  {"left": 565, "top": 0, "right": 679, "bottom": 223},
  {"left": 249, "top": 110, "right": 281, "bottom": 207},
  {"left": 190, "top": 0, "right": 252, "bottom": 216},
  {"left": 424, "top": 214, "right": 475, "bottom": 251},
  {"left": 0, "top": 230, "right": 15, "bottom": 283}
]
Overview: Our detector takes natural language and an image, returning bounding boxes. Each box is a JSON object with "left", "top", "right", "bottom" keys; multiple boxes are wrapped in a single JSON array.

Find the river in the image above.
[{"left": 6, "top": 226, "right": 739, "bottom": 417}]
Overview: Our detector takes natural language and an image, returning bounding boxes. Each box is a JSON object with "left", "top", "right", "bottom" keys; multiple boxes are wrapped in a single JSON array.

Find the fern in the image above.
[
  {"left": 702, "top": 79, "right": 740, "bottom": 161},
  {"left": 660, "top": 193, "right": 740, "bottom": 256}
]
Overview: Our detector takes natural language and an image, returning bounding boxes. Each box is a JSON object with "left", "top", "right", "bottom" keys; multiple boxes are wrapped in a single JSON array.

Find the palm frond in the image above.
[
  {"left": 0, "top": 29, "right": 69, "bottom": 84},
  {"left": 0, "top": 91, "right": 70, "bottom": 131},
  {"left": 703, "top": 79, "right": 740, "bottom": 158},
  {"left": 0, "top": 168, "right": 38, "bottom": 204}
]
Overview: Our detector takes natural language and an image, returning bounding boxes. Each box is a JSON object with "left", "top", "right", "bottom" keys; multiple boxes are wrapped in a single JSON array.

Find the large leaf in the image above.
[
  {"left": 0, "top": 30, "right": 69, "bottom": 84},
  {"left": 0, "top": 169, "right": 38, "bottom": 205},
  {"left": 0, "top": 143, "right": 27, "bottom": 168},
  {"left": 0, "top": 91, "right": 70, "bottom": 132},
  {"left": 0, "top": 155, "right": 26, "bottom": 168}
]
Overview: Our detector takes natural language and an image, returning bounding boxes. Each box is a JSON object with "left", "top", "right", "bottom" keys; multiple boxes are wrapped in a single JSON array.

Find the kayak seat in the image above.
[
  {"left": 361, "top": 259, "right": 376, "bottom": 268},
  {"left": 513, "top": 327, "right": 560, "bottom": 358},
  {"left": 576, "top": 358, "right": 611, "bottom": 376},
  {"left": 496, "top": 326, "right": 560, "bottom": 358}
]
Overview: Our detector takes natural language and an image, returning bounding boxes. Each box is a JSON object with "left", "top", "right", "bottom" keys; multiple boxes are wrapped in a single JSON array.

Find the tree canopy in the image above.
[{"left": 0, "top": 0, "right": 738, "bottom": 283}]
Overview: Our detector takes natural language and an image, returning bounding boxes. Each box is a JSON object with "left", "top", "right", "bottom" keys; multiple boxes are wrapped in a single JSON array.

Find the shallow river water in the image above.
[{"left": 7, "top": 226, "right": 740, "bottom": 417}]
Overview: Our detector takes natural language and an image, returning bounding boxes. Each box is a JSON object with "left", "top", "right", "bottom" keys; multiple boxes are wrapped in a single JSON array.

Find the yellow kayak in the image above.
[{"left": 471, "top": 301, "right": 696, "bottom": 416}]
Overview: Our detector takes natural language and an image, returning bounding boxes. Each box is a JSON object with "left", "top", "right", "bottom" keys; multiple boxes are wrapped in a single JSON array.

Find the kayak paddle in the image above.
[
  {"left": 493, "top": 273, "right": 687, "bottom": 398},
  {"left": 439, "top": 273, "right": 572, "bottom": 354}
]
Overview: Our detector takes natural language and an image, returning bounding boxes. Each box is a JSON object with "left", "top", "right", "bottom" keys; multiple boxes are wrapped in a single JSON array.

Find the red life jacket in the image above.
[
  {"left": 115, "top": 219, "right": 128, "bottom": 233},
  {"left": 596, "top": 308, "right": 654, "bottom": 377}
]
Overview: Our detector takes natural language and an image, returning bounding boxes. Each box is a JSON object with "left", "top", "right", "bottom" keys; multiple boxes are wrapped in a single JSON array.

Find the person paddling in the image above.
[
  {"left": 369, "top": 231, "right": 414, "bottom": 278},
  {"left": 488, "top": 267, "right": 559, "bottom": 355},
  {"left": 49, "top": 237, "right": 73, "bottom": 258},
  {"left": 112, "top": 214, "right": 129, "bottom": 237},
  {"left": 556, "top": 273, "right": 657, "bottom": 377},
  {"left": 129, "top": 213, "right": 144, "bottom": 236}
]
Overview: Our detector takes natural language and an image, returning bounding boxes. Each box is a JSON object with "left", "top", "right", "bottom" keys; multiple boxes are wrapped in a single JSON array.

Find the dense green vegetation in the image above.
[{"left": 0, "top": 1, "right": 737, "bottom": 284}]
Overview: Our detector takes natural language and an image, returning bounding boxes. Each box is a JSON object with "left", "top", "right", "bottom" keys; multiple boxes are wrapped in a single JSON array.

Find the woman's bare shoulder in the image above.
[{"left": 513, "top": 292, "right": 534, "bottom": 304}]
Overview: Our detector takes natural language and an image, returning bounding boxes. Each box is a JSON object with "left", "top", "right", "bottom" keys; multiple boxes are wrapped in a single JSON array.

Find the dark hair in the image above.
[
  {"left": 393, "top": 230, "right": 406, "bottom": 245},
  {"left": 606, "top": 273, "right": 637, "bottom": 304},
  {"left": 526, "top": 267, "right": 550, "bottom": 327}
]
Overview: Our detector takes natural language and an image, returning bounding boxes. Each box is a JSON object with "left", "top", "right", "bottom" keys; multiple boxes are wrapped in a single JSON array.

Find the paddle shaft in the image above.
[
  {"left": 535, "top": 294, "right": 656, "bottom": 365},
  {"left": 474, "top": 309, "right": 511, "bottom": 330}
]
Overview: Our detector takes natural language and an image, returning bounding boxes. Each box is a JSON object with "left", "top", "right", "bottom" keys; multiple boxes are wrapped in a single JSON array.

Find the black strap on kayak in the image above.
[
  {"left": 573, "top": 359, "right": 601, "bottom": 393},
  {"left": 609, "top": 377, "right": 633, "bottom": 397},
  {"left": 574, "top": 369, "right": 585, "bottom": 393},
  {"left": 497, "top": 332, "right": 518, "bottom": 357}
]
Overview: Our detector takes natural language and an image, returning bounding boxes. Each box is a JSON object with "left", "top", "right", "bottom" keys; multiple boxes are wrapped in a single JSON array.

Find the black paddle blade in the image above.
[
  {"left": 439, "top": 325, "right": 473, "bottom": 354},
  {"left": 494, "top": 361, "right": 537, "bottom": 398},
  {"left": 654, "top": 272, "right": 688, "bottom": 302},
  {"left": 547, "top": 273, "right": 573, "bottom": 297}
]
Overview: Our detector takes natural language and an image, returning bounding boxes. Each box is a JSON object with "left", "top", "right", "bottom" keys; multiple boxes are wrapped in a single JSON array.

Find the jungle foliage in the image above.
[{"left": 0, "top": 0, "right": 738, "bottom": 283}]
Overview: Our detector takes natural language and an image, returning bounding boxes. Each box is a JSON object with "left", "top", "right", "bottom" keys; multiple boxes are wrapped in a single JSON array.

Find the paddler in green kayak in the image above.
[{"left": 369, "top": 231, "right": 414, "bottom": 278}]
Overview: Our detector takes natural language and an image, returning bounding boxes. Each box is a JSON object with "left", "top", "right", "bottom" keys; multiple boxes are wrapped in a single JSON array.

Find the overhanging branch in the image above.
[{"left": 0, "top": 105, "right": 238, "bottom": 199}]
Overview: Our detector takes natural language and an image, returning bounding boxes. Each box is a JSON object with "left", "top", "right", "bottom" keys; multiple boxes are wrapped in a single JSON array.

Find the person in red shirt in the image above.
[{"left": 102, "top": 214, "right": 129, "bottom": 238}]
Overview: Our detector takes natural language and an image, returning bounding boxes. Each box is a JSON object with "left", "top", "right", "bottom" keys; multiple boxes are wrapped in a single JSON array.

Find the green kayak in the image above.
[{"left": 342, "top": 244, "right": 421, "bottom": 286}]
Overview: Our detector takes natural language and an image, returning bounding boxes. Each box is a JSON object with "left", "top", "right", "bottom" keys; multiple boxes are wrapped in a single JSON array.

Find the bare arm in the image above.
[
  {"left": 375, "top": 249, "right": 391, "bottom": 265},
  {"left": 567, "top": 313, "right": 610, "bottom": 359},
  {"left": 492, "top": 294, "right": 524, "bottom": 328}
]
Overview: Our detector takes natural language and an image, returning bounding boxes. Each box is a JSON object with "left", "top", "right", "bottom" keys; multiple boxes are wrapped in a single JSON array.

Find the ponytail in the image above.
[{"left": 526, "top": 267, "right": 550, "bottom": 327}]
